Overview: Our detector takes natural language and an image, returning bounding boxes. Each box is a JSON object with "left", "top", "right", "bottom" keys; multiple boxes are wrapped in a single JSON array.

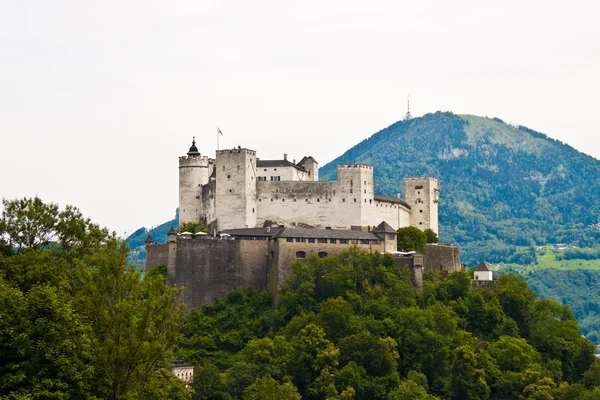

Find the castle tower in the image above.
[
  {"left": 337, "top": 164, "right": 374, "bottom": 226},
  {"left": 215, "top": 147, "right": 258, "bottom": 230},
  {"left": 298, "top": 156, "right": 319, "bottom": 181},
  {"left": 404, "top": 177, "right": 439, "bottom": 234},
  {"left": 179, "top": 138, "right": 211, "bottom": 225}
]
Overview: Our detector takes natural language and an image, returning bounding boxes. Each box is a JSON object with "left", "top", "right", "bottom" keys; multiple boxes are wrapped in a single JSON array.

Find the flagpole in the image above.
[{"left": 217, "top": 127, "right": 219, "bottom": 150}]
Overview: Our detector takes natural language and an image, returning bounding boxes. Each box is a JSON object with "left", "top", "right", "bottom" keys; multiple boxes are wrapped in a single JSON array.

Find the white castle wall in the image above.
[
  {"left": 256, "top": 165, "right": 309, "bottom": 181},
  {"left": 178, "top": 145, "right": 438, "bottom": 233}
]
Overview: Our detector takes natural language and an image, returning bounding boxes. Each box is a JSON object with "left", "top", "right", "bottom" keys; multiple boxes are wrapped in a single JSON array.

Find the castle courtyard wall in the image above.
[
  {"left": 423, "top": 243, "right": 461, "bottom": 274},
  {"left": 145, "top": 243, "right": 168, "bottom": 272}
]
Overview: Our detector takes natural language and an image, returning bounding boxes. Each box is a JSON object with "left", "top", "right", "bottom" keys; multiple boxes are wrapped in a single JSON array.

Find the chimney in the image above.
[
  {"left": 266, "top": 226, "right": 271, "bottom": 233},
  {"left": 283, "top": 153, "right": 287, "bottom": 160},
  {"left": 293, "top": 159, "right": 296, "bottom": 164}
]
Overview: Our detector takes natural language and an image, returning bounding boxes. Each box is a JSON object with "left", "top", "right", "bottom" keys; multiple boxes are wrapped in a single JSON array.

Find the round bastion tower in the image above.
[{"left": 179, "top": 138, "right": 211, "bottom": 225}]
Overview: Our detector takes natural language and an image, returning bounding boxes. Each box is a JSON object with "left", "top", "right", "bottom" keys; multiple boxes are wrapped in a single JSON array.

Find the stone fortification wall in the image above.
[
  {"left": 273, "top": 241, "right": 385, "bottom": 289},
  {"left": 423, "top": 243, "right": 461, "bottom": 274},
  {"left": 392, "top": 256, "right": 424, "bottom": 291},
  {"left": 145, "top": 243, "right": 168, "bottom": 272},
  {"left": 256, "top": 177, "right": 412, "bottom": 230},
  {"left": 256, "top": 180, "right": 360, "bottom": 228},
  {"left": 172, "top": 237, "right": 268, "bottom": 313}
]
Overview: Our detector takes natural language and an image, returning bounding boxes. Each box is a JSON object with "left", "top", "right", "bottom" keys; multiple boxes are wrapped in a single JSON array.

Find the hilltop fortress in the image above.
[
  {"left": 179, "top": 139, "right": 439, "bottom": 233},
  {"left": 146, "top": 140, "right": 459, "bottom": 312}
]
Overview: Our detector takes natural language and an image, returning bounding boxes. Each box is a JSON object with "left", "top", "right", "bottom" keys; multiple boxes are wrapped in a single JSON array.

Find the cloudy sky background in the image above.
[{"left": 1, "top": 0, "right": 599, "bottom": 235}]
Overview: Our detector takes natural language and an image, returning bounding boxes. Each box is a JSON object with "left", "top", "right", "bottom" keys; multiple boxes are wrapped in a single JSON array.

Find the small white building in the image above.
[
  {"left": 473, "top": 261, "right": 493, "bottom": 281},
  {"left": 172, "top": 363, "right": 194, "bottom": 382}
]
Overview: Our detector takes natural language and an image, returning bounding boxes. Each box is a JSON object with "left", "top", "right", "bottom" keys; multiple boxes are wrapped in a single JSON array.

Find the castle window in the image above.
[
  {"left": 354, "top": 199, "right": 357, "bottom": 202},
  {"left": 329, "top": 239, "right": 337, "bottom": 244},
  {"left": 277, "top": 176, "right": 281, "bottom": 181},
  {"left": 286, "top": 238, "right": 293, "bottom": 242},
  {"left": 364, "top": 199, "right": 366, "bottom": 203},
  {"left": 252, "top": 208, "right": 255, "bottom": 213},
  {"left": 364, "top": 189, "right": 366, "bottom": 194},
  {"left": 229, "top": 189, "right": 232, "bottom": 193},
  {"left": 276, "top": 189, "right": 279, "bottom": 193},
  {"left": 237, "top": 165, "right": 240, "bottom": 171},
  {"left": 271, "top": 198, "right": 273, "bottom": 202},
  {"left": 350, "top": 239, "right": 358, "bottom": 244},
  {"left": 360, "top": 239, "right": 369, "bottom": 244},
  {"left": 420, "top": 210, "right": 423, "bottom": 213},
  {"left": 333, "top": 190, "right": 336, "bottom": 195},
  {"left": 339, "top": 239, "right": 349, "bottom": 244},
  {"left": 318, "top": 238, "right": 327, "bottom": 244},
  {"left": 296, "top": 251, "right": 306, "bottom": 259},
  {"left": 317, "top": 198, "right": 320, "bottom": 202},
  {"left": 419, "top": 222, "right": 423, "bottom": 225},
  {"left": 296, "top": 238, "right": 306, "bottom": 243},
  {"left": 350, "top": 189, "right": 353, "bottom": 193},
  {"left": 282, "top": 198, "right": 285, "bottom": 202},
  {"left": 369, "top": 199, "right": 372, "bottom": 204},
  {"left": 306, "top": 198, "right": 308, "bottom": 202},
  {"left": 372, "top": 240, "right": 381, "bottom": 244},
  {"left": 259, "top": 198, "right": 262, "bottom": 202},
  {"left": 293, "top": 198, "right": 297, "bottom": 202},
  {"left": 343, "top": 199, "right": 346, "bottom": 202},
  {"left": 264, "top": 169, "right": 267, "bottom": 171},
  {"left": 308, "top": 238, "right": 315, "bottom": 243},
  {"left": 387, "top": 234, "right": 395, "bottom": 240},
  {"left": 274, "top": 168, "right": 277, "bottom": 171},
  {"left": 364, "top": 181, "right": 366, "bottom": 185},
  {"left": 227, "top": 175, "right": 231, "bottom": 179},
  {"left": 318, "top": 252, "right": 328, "bottom": 258}
]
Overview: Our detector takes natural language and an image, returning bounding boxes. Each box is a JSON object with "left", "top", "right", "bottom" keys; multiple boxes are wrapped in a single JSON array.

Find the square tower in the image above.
[
  {"left": 404, "top": 177, "right": 439, "bottom": 234},
  {"left": 215, "top": 148, "right": 258, "bottom": 230}
]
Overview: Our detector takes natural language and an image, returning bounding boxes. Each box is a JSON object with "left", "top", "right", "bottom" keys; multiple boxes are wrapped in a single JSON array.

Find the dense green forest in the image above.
[
  {"left": 319, "top": 112, "right": 600, "bottom": 265},
  {"left": 6, "top": 197, "right": 600, "bottom": 399},
  {"left": 521, "top": 268, "right": 600, "bottom": 344},
  {"left": 179, "top": 248, "right": 600, "bottom": 399},
  {"left": 0, "top": 198, "right": 187, "bottom": 399}
]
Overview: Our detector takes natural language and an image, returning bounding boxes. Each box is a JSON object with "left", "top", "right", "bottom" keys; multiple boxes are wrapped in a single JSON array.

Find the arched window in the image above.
[
  {"left": 296, "top": 251, "right": 306, "bottom": 259},
  {"left": 318, "top": 252, "right": 328, "bottom": 258}
]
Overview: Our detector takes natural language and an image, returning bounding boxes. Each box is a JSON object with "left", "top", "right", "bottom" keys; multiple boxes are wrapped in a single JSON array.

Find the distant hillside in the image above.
[
  {"left": 320, "top": 112, "right": 600, "bottom": 265},
  {"left": 126, "top": 210, "right": 178, "bottom": 261}
]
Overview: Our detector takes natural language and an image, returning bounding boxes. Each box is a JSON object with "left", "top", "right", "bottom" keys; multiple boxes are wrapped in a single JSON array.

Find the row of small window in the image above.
[
  {"left": 296, "top": 251, "right": 327, "bottom": 259},
  {"left": 285, "top": 237, "right": 380, "bottom": 245},
  {"left": 257, "top": 176, "right": 281, "bottom": 181}
]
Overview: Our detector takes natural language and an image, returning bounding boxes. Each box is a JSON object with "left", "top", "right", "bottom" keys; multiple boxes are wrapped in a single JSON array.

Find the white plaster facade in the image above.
[
  {"left": 178, "top": 142, "right": 438, "bottom": 233},
  {"left": 474, "top": 270, "right": 493, "bottom": 281}
]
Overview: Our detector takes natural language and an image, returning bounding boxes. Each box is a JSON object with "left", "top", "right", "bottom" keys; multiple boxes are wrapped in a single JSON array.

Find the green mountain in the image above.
[{"left": 320, "top": 112, "right": 600, "bottom": 265}]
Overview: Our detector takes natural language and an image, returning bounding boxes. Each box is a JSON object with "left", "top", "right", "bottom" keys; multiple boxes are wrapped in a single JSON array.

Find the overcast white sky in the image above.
[{"left": 1, "top": 0, "right": 599, "bottom": 235}]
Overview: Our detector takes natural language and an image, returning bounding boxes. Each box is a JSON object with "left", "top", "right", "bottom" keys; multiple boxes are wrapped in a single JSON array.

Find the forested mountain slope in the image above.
[{"left": 320, "top": 112, "right": 600, "bottom": 265}]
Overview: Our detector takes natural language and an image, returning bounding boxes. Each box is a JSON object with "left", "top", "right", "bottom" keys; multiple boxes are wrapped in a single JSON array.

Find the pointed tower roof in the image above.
[
  {"left": 373, "top": 221, "right": 396, "bottom": 234},
  {"left": 187, "top": 137, "right": 200, "bottom": 156},
  {"left": 168, "top": 227, "right": 177, "bottom": 235},
  {"left": 144, "top": 234, "right": 155, "bottom": 244},
  {"left": 474, "top": 261, "right": 491, "bottom": 271}
]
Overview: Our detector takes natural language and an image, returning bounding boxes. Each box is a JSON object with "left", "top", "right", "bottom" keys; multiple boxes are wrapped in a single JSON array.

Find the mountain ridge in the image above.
[{"left": 319, "top": 112, "right": 600, "bottom": 265}]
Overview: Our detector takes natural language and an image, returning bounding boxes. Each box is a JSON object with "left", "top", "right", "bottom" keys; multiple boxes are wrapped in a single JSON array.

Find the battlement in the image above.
[
  {"left": 337, "top": 164, "right": 373, "bottom": 170},
  {"left": 179, "top": 155, "right": 211, "bottom": 168},
  {"left": 404, "top": 176, "right": 438, "bottom": 182},
  {"left": 216, "top": 148, "right": 256, "bottom": 156}
]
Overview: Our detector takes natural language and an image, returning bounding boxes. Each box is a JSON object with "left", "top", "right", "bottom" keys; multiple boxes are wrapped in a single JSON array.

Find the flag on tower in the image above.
[{"left": 218, "top": 127, "right": 223, "bottom": 135}]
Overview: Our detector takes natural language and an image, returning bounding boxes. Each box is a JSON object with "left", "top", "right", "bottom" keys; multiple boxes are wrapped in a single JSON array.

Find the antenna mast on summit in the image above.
[{"left": 404, "top": 95, "right": 412, "bottom": 121}]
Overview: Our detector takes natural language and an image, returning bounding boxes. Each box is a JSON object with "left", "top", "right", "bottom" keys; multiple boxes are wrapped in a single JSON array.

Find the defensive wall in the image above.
[{"left": 145, "top": 232, "right": 461, "bottom": 313}]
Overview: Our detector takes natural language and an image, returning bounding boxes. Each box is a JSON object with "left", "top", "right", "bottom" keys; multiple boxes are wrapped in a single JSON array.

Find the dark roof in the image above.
[
  {"left": 474, "top": 261, "right": 491, "bottom": 271},
  {"left": 257, "top": 159, "right": 307, "bottom": 172},
  {"left": 187, "top": 137, "right": 200, "bottom": 156},
  {"left": 297, "top": 156, "right": 318, "bottom": 166},
  {"left": 373, "top": 221, "right": 396, "bottom": 234},
  {"left": 144, "top": 234, "right": 155, "bottom": 244},
  {"left": 274, "top": 227, "right": 380, "bottom": 240},
  {"left": 168, "top": 227, "right": 177, "bottom": 235},
  {"left": 221, "top": 227, "right": 279, "bottom": 237},
  {"left": 374, "top": 195, "right": 410, "bottom": 209}
]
